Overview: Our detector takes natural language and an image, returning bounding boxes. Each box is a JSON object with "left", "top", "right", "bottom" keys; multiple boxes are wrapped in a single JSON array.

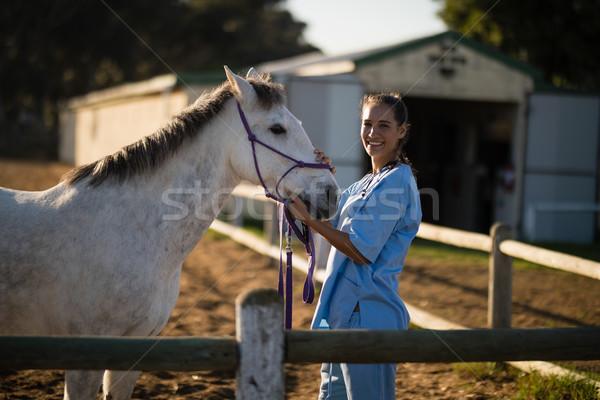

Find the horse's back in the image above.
[
  {"left": 0, "top": 185, "right": 75, "bottom": 334},
  {"left": 0, "top": 187, "right": 46, "bottom": 255},
  {"left": 0, "top": 185, "right": 65, "bottom": 255}
]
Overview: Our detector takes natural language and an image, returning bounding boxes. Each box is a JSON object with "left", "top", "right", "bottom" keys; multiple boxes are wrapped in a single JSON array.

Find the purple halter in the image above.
[
  {"left": 236, "top": 102, "right": 331, "bottom": 201},
  {"left": 236, "top": 101, "right": 332, "bottom": 329}
]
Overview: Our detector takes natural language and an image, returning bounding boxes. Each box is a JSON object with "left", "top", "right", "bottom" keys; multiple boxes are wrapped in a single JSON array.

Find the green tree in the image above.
[
  {"left": 436, "top": 0, "right": 600, "bottom": 91},
  {"left": 0, "top": 0, "right": 317, "bottom": 158}
]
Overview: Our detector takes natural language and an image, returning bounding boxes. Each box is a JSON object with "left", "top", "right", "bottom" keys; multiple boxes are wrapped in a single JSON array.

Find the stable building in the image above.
[{"left": 60, "top": 31, "right": 600, "bottom": 243}]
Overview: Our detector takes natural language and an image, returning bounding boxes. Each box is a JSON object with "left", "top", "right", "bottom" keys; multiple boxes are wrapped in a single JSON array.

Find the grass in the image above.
[
  {"left": 203, "top": 228, "right": 227, "bottom": 240},
  {"left": 453, "top": 363, "right": 600, "bottom": 400},
  {"left": 407, "top": 237, "right": 490, "bottom": 266},
  {"left": 406, "top": 237, "right": 600, "bottom": 272},
  {"left": 221, "top": 208, "right": 600, "bottom": 271},
  {"left": 513, "top": 371, "right": 600, "bottom": 400},
  {"left": 242, "top": 214, "right": 266, "bottom": 237},
  {"left": 215, "top": 210, "right": 267, "bottom": 239}
]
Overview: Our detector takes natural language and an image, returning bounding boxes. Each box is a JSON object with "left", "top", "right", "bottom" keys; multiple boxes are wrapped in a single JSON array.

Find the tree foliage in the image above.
[
  {"left": 0, "top": 0, "right": 317, "bottom": 157},
  {"left": 436, "top": 0, "right": 600, "bottom": 91}
]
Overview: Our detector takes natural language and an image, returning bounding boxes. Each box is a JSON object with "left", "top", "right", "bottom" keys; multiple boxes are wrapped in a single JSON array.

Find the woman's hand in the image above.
[
  {"left": 314, "top": 148, "right": 336, "bottom": 175},
  {"left": 286, "top": 193, "right": 313, "bottom": 223},
  {"left": 287, "top": 191, "right": 369, "bottom": 265},
  {"left": 286, "top": 148, "right": 335, "bottom": 222}
]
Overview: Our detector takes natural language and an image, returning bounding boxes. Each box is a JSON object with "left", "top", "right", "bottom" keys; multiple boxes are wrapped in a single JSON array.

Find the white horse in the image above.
[{"left": 0, "top": 66, "right": 339, "bottom": 399}]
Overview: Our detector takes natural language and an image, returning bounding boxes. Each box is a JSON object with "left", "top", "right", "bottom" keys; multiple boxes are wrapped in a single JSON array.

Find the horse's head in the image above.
[{"left": 224, "top": 66, "right": 339, "bottom": 220}]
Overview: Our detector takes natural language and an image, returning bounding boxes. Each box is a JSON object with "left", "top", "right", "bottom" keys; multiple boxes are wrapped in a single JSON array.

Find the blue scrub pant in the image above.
[{"left": 318, "top": 312, "right": 397, "bottom": 400}]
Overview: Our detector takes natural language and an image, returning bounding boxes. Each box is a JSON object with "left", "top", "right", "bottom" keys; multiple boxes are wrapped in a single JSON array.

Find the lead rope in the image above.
[
  {"left": 277, "top": 202, "right": 317, "bottom": 329},
  {"left": 277, "top": 203, "right": 293, "bottom": 330}
]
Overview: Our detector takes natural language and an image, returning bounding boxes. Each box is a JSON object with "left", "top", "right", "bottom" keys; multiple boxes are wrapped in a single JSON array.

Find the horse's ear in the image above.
[
  {"left": 246, "top": 67, "right": 260, "bottom": 80},
  {"left": 224, "top": 65, "right": 256, "bottom": 105}
]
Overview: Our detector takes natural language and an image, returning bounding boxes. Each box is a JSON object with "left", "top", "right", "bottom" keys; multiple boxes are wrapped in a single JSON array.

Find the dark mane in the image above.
[{"left": 61, "top": 73, "right": 285, "bottom": 187}]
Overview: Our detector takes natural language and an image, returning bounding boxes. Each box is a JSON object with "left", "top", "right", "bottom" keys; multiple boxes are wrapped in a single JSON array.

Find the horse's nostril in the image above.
[
  {"left": 324, "top": 184, "right": 339, "bottom": 218},
  {"left": 326, "top": 184, "right": 338, "bottom": 205}
]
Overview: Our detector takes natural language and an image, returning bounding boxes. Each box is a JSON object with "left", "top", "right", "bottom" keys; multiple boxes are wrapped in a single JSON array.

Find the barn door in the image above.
[{"left": 522, "top": 92, "right": 600, "bottom": 242}]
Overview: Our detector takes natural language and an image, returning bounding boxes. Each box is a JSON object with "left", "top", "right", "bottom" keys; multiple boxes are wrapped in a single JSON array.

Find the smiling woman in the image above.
[{"left": 286, "top": 92, "right": 421, "bottom": 399}]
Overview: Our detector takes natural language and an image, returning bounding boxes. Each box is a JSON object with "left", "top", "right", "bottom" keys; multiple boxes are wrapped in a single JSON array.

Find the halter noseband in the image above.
[{"left": 236, "top": 101, "right": 332, "bottom": 329}]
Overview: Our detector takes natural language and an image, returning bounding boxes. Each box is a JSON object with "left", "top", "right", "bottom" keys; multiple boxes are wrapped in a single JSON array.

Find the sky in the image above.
[{"left": 285, "top": 0, "right": 447, "bottom": 55}]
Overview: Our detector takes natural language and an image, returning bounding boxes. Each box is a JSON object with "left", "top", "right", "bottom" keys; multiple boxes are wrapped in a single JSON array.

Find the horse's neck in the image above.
[
  {"left": 94, "top": 122, "right": 241, "bottom": 265},
  {"left": 156, "top": 128, "right": 240, "bottom": 255}
]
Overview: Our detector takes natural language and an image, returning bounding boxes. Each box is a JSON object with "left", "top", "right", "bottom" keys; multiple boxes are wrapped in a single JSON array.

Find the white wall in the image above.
[
  {"left": 62, "top": 90, "right": 188, "bottom": 165},
  {"left": 284, "top": 75, "right": 365, "bottom": 190},
  {"left": 522, "top": 93, "right": 600, "bottom": 242}
]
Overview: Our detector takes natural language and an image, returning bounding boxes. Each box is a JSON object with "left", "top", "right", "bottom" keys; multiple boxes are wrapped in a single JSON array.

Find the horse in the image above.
[{"left": 0, "top": 66, "right": 340, "bottom": 400}]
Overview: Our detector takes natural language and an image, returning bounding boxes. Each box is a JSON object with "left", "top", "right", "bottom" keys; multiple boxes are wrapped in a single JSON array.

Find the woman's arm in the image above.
[
  {"left": 287, "top": 148, "right": 368, "bottom": 264},
  {"left": 286, "top": 197, "right": 370, "bottom": 265}
]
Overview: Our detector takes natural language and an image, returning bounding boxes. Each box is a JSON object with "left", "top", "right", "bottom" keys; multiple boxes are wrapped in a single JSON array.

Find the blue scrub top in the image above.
[{"left": 311, "top": 163, "right": 422, "bottom": 331}]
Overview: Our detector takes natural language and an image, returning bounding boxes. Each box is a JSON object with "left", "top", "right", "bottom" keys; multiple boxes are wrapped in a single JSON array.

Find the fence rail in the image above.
[
  {"left": 0, "top": 336, "right": 237, "bottom": 371},
  {"left": 499, "top": 239, "right": 600, "bottom": 280},
  {"left": 285, "top": 327, "right": 600, "bottom": 364},
  {"left": 1, "top": 327, "right": 599, "bottom": 370},
  {"left": 416, "top": 220, "right": 600, "bottom": 281},
  {"left": 416, "top": 222, "right": 492, "bottom": 252}
]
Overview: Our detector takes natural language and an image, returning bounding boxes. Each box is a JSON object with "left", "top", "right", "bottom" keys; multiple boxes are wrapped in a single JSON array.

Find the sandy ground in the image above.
[{"left": 1, "top": 158, "right": 599, "bottom": 399}]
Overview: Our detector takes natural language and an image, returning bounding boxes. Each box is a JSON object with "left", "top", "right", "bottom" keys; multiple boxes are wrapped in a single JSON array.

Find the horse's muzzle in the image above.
[{"left": 302, "top": 183, "right": 339, "bottom": 220}]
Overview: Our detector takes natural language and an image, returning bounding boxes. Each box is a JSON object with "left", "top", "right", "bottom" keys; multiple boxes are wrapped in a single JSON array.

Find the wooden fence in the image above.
[
  {"left": 1, "top": 289, "right": 599, "bottom": 399},
  {"left": 3, "top": 183, "right": 600, "bottom": 398}
]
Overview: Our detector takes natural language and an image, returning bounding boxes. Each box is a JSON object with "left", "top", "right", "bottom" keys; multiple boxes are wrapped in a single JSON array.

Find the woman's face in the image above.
[{"left": 361, "top": 103, "right": 406, "bottom": 167}]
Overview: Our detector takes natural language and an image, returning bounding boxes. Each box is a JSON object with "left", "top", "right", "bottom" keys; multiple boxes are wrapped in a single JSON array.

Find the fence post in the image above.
[
  {"left": 236, "top": 288, "right": 285, "bottom": 400},
  {"left": 488, "top": 223, "right": 513, "bottom": 329}
]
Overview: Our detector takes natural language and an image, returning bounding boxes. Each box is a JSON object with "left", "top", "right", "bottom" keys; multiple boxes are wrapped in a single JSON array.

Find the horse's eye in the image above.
[{"left": 269, "top": 124, "right": 286, "bottom": 135}]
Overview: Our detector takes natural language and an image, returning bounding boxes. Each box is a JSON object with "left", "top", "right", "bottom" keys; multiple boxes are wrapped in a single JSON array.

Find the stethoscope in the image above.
[{"left": 360, "top": 159, "right": 400, "bottom": 197}]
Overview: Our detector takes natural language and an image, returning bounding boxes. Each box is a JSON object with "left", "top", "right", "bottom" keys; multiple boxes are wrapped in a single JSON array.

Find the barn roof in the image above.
[{"left": 258, "top": 30, "right": 542, "bottom": 80}]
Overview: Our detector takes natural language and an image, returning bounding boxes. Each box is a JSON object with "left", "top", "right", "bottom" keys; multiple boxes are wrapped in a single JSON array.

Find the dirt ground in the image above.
[{"left": 1, "top": 158, "right": 599, "bottom": 399}]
